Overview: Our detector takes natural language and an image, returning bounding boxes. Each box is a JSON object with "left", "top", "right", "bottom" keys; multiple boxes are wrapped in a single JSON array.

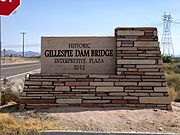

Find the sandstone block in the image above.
[
  {"left": 136, "top": 65, "right": 162, "bottom": 68},
  {"left": 103, "top": 104, "right": 123, "bottom": 107},
  {"left": 150, "top": 93, "right": 164, "bottom": 96},
  {"left": 145, "top": 72, "right": 164, "bottom": 76},
  {"left": 57, "top": 99, "right": 82, "bottom": 104},
  {"left": 90, "top": 82, "right": 114, "bottom": 86},
  {"left": 154, "top": 87, "right": 168, "bottom": 92},
  {"left": 117, "top": 30, "right": 144, "bottom": 36},
  {"left": 41, "top": 97, "right": 56, "bottom": 99},
  {"left": 82, "top": 97, "right": 101, "bottom": 99},
  {"left": 27, "top": 94, "right": 53, "bottom": 97},
  {"left": 135, "top": 90, "right": 153, "bottom": 93},
  {"left": 124, "top": 96, "right": 138, "bottom": 100},
  {"left": 122, "top": 51, "right": 143, "bottom": 54},
  {"left": 83, "top": 100, "right": 111, "bottom": 103},
  {"left": 134, "top": 41, "right": 159, "bottom": 47},
  {"left": 146, "top": 51, "right": 161, "bottom": 54},
  {"left": 102, "top": 97, "right": 123, "bottom": 99},
  {"left": 25, "top": 81, "right": 41, "bottom": 86},
  {"left": 76, "top": 86, "right": 96, "bottom": 89},
  {"left": 55, "top": 86, "right": 70, "bottom": 91},
  {"left": 75, "top": 94, "right": 95, "bottom": 97},
  {"left": 69, "top": 74, "right": 88, "bottom": 78},
  {"left": 42, "top": 82, "right": 53, "bottom": 86},
  {"left": 103, "top": 79, "right": 120, "bottom": 82},
  {"left": 117, "top": 47, "right": 137, "bottom": 51},
  {"left": 54, "top": 82, "right": 64, "bottom": 86},
  {"left": 128, "top": 93, "right": 149, "bottom": 96},
  {"left": 112, "top": 99, "right": 127, "bottom": 104},
  {"left": 23, "top": 88, "right": 53, "bottom": 92},
  {"left": 115, "top": 82, "right": 137, "bottom": 86},
  {"left": 96, "top": 87, "right": 123, "bottom": 92},
  {"left": 124, "top": 104, "right": 136, "bottom": 107},
  {"left": 139, "top": 97, "right": 171, "bottom": 104},
  {"left": 117, "top": 60, "right": 155, "bottom": 65},
  {"left": 31, "top": 79, "right": 57, "bottom": 82},
  {"left": 139, "top": 82, "right": 162, "bottom": 86},
  {"left": 72, "top": 89, "right": 89, "bottom": 92},
  {"left": 21, "top": 99, "right": 55, "bottom": 104},
  {"left": 121, "top": 43, "right": 133, "bottom": 47},
  {"left": 59, "top": 79, "right": 76, "bottom": 82},
  {"left": 40, "top": 86, "right": 54, "bottom": 89},
  {"left": 109, "top": 92, "right": 128, "bottom": 96},
  {"left": 89, "top": 74, "right": 109, "bottom": 78},
  {"left": 65, "top": 82, "right": 89, "bottom": 86},
  {"left": 80, "top": 103, "right": 102, "bottom": 108},
  {"left": 128, "top": 99, "right": 139, "bottom": 104}
]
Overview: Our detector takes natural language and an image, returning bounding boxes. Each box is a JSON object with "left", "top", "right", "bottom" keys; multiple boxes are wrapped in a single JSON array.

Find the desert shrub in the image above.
[
  {"left": 174, "top": 63, "right": 180, "bottom": 74},
  {"left": 0, "top": 79, "right": 21, "bottom": 105},
  {"left": 164, "top": 62, "right": 180, "bottom": 75},
  {"left": 175, "top": 92, "right": 180, "bottom": 102},
  {"left": 174, "top": 57, "right": 180, "bottom": 63},
  {"left": 165, "top": 74, "right": 180, "bottom": 92},
  {"left": 165, "top": 73, "right": 180, "bottom": 101},
  {"left": 168, "top": 88, "right": 177, "bottom": 101},
  {"left": 0, "top": 113, "right": 64, "bottom": 134},
  {"left": 163, "top": 64, "right": 174, "bottom": 74},
  {"left": 162, "top": 55, "right": 174, "bottom": 63}
]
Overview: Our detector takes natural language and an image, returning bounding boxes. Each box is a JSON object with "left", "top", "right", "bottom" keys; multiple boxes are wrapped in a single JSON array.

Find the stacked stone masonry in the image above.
[{"left": 20, "top": 27, "right": 171, "bottom": 109}]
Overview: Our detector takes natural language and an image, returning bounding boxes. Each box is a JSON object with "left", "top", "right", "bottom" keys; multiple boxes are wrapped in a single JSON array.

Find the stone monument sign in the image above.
[
  {"left": 20, "top": 27, "right": 171, "bottom": 110},
  {"left": 41, "top": 37, "right": 116, "bottom": 74}
]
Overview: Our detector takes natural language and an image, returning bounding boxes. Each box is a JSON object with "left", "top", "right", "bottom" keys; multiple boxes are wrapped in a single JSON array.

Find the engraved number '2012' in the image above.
[{"left": 74, "top": 65, "right": 85, "bottom": 70}]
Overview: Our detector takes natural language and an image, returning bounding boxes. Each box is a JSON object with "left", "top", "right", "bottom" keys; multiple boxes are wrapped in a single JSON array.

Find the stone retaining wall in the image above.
[{"left": 20, "top": 27, "right": 171, "bottom": 109}]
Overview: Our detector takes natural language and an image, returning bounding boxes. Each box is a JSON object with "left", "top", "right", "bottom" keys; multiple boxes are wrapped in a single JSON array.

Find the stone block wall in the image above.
[
  {"left": 20, "top": 27, "right": 171, "bottom": 110},
  {"left": 114, "top": 28, "right": 171, "bottom": 109}
]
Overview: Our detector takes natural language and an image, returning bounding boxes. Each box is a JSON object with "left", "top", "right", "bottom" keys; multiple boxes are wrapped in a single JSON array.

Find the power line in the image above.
[
  {"left": 20, "top": 32, "right": 27, "bottom": 57},
  {"left": 141, "top": 21, "right": 162, "bottom": 26},
  {"left": 172, "top": 22, "right": 180, "bottom": 24}
]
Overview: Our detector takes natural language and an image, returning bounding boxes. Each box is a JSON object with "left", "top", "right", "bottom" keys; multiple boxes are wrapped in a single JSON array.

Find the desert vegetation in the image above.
[
  {"left": 0, "top": 113, "right": 65, "bottom": 135},
  {"left": 163, "top": 56, "right": 180, "bottom": 101}
]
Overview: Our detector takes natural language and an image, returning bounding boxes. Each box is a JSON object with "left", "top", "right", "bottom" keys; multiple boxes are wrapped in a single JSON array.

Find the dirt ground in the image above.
[{"left": 10, "top": 102, "right": 180, "bottom": 133}]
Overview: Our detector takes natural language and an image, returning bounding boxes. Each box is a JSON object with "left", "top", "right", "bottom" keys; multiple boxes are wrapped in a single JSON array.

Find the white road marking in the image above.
[
  {"left": 1, "top": 69, "right": 40, "bottom": 80},
  {"left": 2, "top": 63, "right": 40, "bottom": 70}
]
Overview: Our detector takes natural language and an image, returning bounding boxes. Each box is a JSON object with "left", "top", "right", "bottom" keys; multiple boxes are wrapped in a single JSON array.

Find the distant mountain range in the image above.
[
  {"left": 1, "top": 50, "right": 40, "bottom": 57},
  {"left": 175, "top": 54, "right": 180, "bottom": 58}
]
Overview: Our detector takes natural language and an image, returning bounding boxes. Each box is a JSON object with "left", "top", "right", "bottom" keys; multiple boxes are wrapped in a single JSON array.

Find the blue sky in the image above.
[{"left": 1, "top": 0, "right": 180, "bottom": 55}]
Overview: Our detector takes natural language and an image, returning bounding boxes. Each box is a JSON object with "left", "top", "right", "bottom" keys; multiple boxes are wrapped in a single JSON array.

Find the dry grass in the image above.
[
  {"left": 168, "top": 87, "right": 177, "bottom": 101},
  {"left": 0, "top": 113, "right": 67, "bottom": 135},
  {"left": 164, "top": 62, "right": 180, "bottom": 102}
]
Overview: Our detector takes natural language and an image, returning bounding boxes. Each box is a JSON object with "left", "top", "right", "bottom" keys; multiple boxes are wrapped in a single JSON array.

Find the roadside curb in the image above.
[{"left": 40, "top": 130, "right": 179, "bottom": 135}]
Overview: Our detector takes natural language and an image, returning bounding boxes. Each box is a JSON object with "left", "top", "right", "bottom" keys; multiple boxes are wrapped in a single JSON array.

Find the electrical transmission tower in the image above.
[{"left": 161, "top": 12, "right": 175, "bottom": 56}]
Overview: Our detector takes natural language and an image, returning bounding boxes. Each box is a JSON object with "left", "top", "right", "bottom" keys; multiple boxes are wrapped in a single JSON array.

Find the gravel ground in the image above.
[{"left": 12, "top": 102, "right": 180, "bottom": 133}]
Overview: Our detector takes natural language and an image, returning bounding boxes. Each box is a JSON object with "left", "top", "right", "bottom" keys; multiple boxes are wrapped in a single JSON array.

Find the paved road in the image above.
[
  {"left": 40, "top": 131, "right": 178, "bottom": 135},
  {"left": 1, "top": 62, "right": 41, "bottom": 79}
]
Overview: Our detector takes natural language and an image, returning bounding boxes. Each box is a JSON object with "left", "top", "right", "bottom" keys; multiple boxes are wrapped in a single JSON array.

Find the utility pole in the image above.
[
  {"left": 0, "top": 16, "right": 2, "bottom": 87},
  {"left": 21, "top": 32, "right": 27, "bottom": 57},
  {"left": 3, "top": 49, "right": 5, "bottom": 62},
  {"left": 0, "top": 16, "right": 2, "bottom": 105}
]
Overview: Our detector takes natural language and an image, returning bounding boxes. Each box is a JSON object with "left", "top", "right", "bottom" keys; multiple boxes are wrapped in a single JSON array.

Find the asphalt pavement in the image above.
[
  {"left": 40, "top": 131, "right": 179, "bottom": 135},
  {"left": 1, "top": 62, "right": 41, "bottom": 79}
]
